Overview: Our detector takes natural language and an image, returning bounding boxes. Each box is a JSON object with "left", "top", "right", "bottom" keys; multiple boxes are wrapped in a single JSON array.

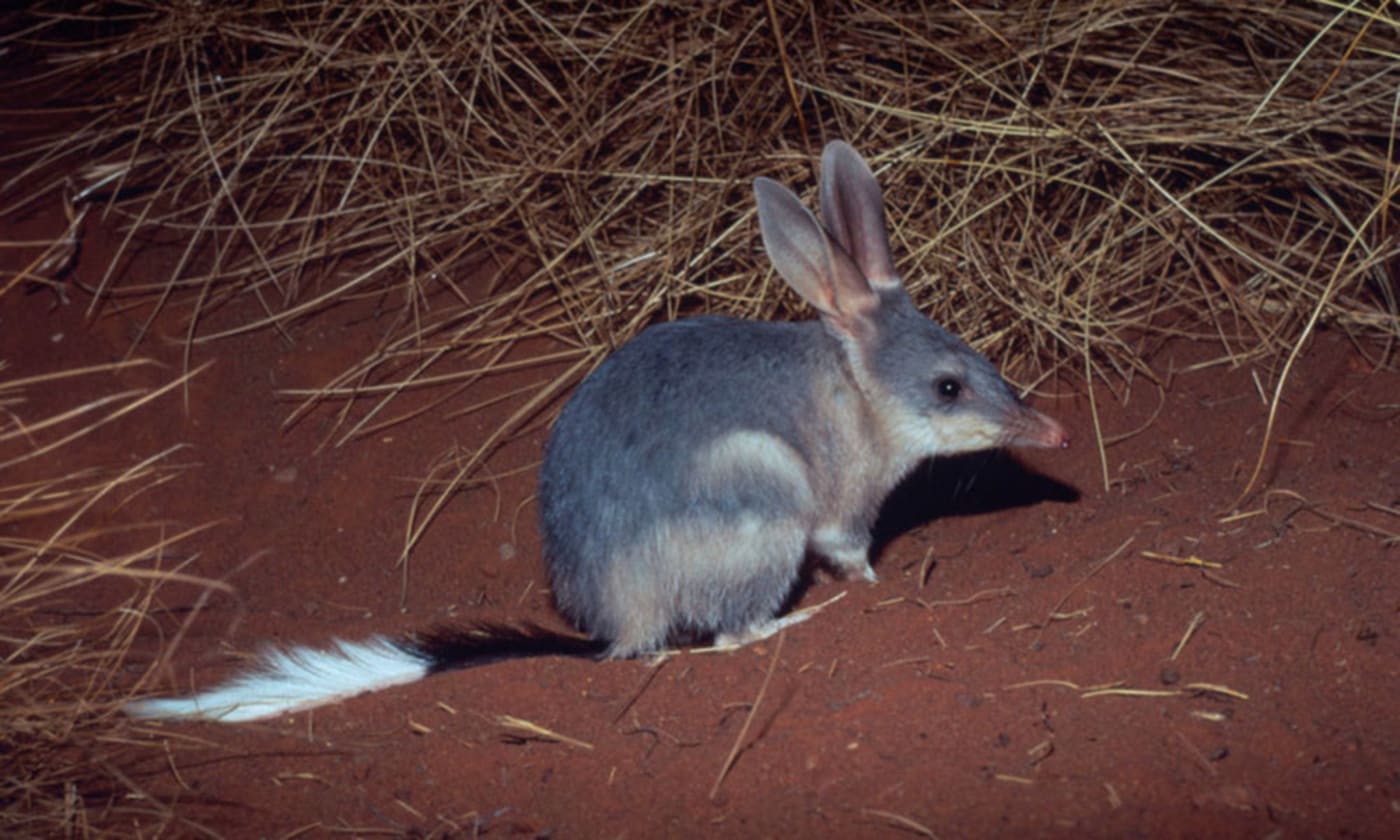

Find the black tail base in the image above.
[{"left": 406, "top": 622, "right": 609, "bottom": 675}]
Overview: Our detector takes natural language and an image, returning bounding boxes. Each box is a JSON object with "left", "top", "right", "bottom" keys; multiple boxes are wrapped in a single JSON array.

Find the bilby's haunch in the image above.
[{"left": 126, "top": 141, "right": 1069, "bottom": 723}]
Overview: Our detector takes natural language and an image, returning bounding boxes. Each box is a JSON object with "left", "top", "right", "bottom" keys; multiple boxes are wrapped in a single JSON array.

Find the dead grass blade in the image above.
[{"left": 1, "top": 361, "right": 223, "bottom": 836}]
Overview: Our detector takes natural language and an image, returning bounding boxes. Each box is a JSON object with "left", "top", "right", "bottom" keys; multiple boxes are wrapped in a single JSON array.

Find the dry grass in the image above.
[
  {"left": 13, "top": 2, "right": 1394, "bottom": 544},
  {"left": 0, "top": 360, "right": 221, "bottom": 837},
  {"left": 2, "top": 3, "right": 1396, "bottom": 532},
  {"left": 3, "top": 2, "right": 1396, "bottom": 424}
]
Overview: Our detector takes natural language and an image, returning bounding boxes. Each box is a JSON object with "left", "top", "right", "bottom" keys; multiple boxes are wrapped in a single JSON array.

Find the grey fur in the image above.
[{"left": 538, "top": 140, "right": 1067, "bottom": 658}]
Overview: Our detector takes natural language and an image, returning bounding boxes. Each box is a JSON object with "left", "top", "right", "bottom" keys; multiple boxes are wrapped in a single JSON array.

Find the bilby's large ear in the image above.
[
  {"left": 754, "top": 176, "right": 878, "bottom": 334},
  {"left": 819, "top": 141, "right": 899, "bottom": 290}
]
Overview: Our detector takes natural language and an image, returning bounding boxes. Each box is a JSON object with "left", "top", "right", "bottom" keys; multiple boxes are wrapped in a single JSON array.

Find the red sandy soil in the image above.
[{"left": 4, "top": 211, "right": 1398, "bottom": 838}]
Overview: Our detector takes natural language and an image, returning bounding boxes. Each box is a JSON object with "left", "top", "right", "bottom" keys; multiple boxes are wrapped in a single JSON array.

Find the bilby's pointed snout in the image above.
[{"left": 1010, "top": 407, "right": 1070, "bottom": 449}]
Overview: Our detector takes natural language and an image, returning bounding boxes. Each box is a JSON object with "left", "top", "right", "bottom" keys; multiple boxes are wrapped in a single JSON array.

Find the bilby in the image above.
[{"left": 127, "top": 141, "right": 1068, "bottom": 722}]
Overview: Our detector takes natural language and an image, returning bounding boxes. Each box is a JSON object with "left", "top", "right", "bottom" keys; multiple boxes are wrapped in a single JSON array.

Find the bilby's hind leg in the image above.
[
  {"left": 601, "top": 430, "right": 822, "bottom": 658},
  {"left": 600, "top": 512, "right": 813, "bottom": 658},
  {"left": 679, "top": 430, "right": 820, "bottom": 648},
  {"left": 679, "top": 512, "right": 810, "bottom": 645},
  {"left": 812, "top": 525, "right": 877, "bottom": 582}
]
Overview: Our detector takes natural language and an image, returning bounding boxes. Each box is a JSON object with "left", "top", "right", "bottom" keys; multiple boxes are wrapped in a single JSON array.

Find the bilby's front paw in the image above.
[
  {"left": 846, "top": 561, "right": 878, "bottom": 583},
  {"left": 813, "top": 526, "right": 876, "bottom": 582}
]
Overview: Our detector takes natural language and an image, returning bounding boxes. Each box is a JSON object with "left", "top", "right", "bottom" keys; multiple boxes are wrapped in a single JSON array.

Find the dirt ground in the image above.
[{"left": 4, "top": 206, "right": 1398, "bottom": 838}]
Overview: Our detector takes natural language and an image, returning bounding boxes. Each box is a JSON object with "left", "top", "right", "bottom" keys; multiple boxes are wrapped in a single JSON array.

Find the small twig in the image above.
[
  {"left": 764, "top": 0, "right": 807, "bottom": 143},
  {"left": 863, "top": 808, "right": 939, "bottom": 839},
  {"left": 922, "top": 586, "right": 1016, "bottom": 608},
  {"left": 613, "top": 655, "right": 668, "bottom": 724},
  {"left": 1032, "top": 536, "right": 1133, "bottom": 648},
  {"left": 710, "top": 631, "right": 785, "bottom": 800},
  {"left": 496, "top": 715, "right": 593, "bottom": 750},
  {"left": 1140, "top": 551, "right": 1221, "bottom": 570},
  {"left": 1170, "top": 611, "right": 1206, "bottom": 661}
]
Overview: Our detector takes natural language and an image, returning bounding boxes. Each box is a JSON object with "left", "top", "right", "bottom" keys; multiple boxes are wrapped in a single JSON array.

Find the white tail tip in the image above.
[{"left": 125, "top": 636, "right": 430, "bottom": 723}]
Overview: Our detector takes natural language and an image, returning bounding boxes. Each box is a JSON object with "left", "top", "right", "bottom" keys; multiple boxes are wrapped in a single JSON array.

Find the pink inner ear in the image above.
[
  {"left": 754, "top": 175, "right": 877, "bottom": 328},
  {"left": 819, "top": 236, "right": 880, "bottom": 320},
  {"left": 820, "top": 141, "right": 899, "bottom": 290}
]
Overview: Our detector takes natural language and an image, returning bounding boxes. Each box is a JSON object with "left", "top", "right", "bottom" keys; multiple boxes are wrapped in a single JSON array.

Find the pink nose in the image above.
[{"left": 1019, "top": 408, "right": 1070, "bottom": 449}]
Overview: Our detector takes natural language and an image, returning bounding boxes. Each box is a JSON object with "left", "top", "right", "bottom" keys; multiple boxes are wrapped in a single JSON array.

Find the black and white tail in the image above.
[{"left": 125, "top": 624, "right": 607, "bottom": 723}]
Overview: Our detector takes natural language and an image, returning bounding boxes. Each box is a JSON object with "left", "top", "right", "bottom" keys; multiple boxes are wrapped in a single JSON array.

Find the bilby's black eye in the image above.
[{"left": 936, "top": 377, "right": 962, "bottom": 401}]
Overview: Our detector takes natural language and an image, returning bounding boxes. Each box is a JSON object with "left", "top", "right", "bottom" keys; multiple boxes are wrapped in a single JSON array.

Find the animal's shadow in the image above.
[
  {"left": 872, "top": 450, "right": 1080, "bottom": 553},
  {"left": 788, "top": 451, "right": 1080, "bottom": 606}
]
